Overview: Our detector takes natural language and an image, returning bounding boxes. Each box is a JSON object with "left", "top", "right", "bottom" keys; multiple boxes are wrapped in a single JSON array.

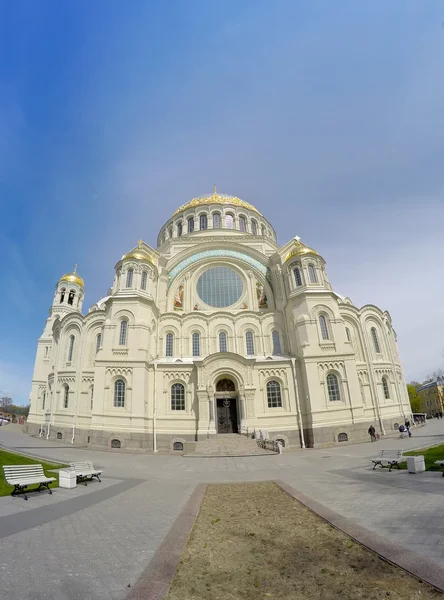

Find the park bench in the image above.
[
  {"left": 69, "top": 461, "right": 102, "bottom": 485},
  {"left": 371, "top": 449, "right": 406, "bottom": 472},
  {"left": 3, "top": 464, "right": 56, "bottom": 500},
  {"left": 434, "top": 460, "right": 444, "bottom": 477}
]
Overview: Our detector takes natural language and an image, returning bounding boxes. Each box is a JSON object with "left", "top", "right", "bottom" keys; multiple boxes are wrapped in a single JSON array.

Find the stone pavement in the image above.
[{"left": 1, "top": 420, "right": 444, "bottom": 599}]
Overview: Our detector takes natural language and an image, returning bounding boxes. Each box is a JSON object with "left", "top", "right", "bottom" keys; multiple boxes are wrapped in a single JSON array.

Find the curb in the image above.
[
  {"left": 126, "top": 483, "right": 207, "bottom": 600},
  {"left": 276, "top": 479, "right": 444, "bottom": 593}
]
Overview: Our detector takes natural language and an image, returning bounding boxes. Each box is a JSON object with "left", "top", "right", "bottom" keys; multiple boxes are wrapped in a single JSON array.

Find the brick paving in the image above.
[{"left": 1, "top": 420, "right": 444, "bottom": 599}]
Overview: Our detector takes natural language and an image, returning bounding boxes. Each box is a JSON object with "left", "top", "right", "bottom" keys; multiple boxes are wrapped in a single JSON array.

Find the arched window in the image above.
[
  {"left": 199, "top": 214, "right": 207, "bottom": 230},
  {"left": 177, "top": 222, "right": 183, "bottom": 237},
  {"left": 44, "top": 346, "right": 48, "bottom": 357},
  {"left": 371, "top": 327, "right": 381, "bottom": 353},
  {"left": 382, "top": 377, "right": 390, "bottom": 399},
  {"left": 192, "top": 332, "right": 200, "bottom": 357},
  {"left": 251, "top": 220, "right": 257, "bottom": 235},
  {"left": 90, "top": 385, "right": 94, "bottom": 410},
  {"left": 166, "top": 333, "right": 174, "bottom": 357},
  {"left": 272, "top": 331, "right": 281, "bottom": 355},
  {"left": 42, "top": 392, "right": 46, "bottom": 410},
  {"left": 187, "top": 217, "right": 194, "bottom": 233},
  {"left": 219, "top": 331, "right": 227, "bottom": 353},
  {"left": 267, "top": 380, "right": 282, "bottom": 408},
  {"left": 126, "top": 269, "right": 133, "bottom": 288},
  {"left": 293, "top": 267, "right": 302, "bottom": 287},
  {"left": 319, "top": 315, "right": 329, "bottom": 340},
  {"left": 245, "top": 331, "right": 255, "bottom": 356},
  {"left": 63, "top": 385, "right": 69, "bottom": 408},
  {"left": 212, "top": 213, "right": 221, "bottom": 228},
  {"left": 68, "top": 290, "right": 75, "bottom": 305},
  {"left": 60, "top": 288, "right": 66, "bottom": 303},
  {"left": 114, "top": 379, "right": 125, "bottom": 407},
  {"left": 141, "top": 271, "right": 147, "bottom": 290},
  {"left": 261, "top": 225, "right": 266, "bottom": 236},
  {"left": 119, "top": 320, "right": 128, "bottom": 346},
  {"left": 225, "top": 213, "right": 234, "bottom": 229},
  {"left": 111, "top": 439, "right": 121, "bottom": 448},
  {"left": 68, "top": 335, "right": 75, "bottom": 362},
  {"left": 168, "top": 227, "right": 173, "bottom": 239},
  {"left": 345, "top": 327, "right": 351, "bottom": 342},
  {"left": 239, "top": 216, "right": 246, "bottom": 232},
  {"left": 327, "top": 374, "right": 341, "bottom": 401},
  {"left": 96, "top": 333, "right": 101, "bottom": 353},
  {"left": 308, "top": 264, "right": 318, "bottom": 283},
  {"left": 171, "top": 383, "right": 185, "bottom": 410}
]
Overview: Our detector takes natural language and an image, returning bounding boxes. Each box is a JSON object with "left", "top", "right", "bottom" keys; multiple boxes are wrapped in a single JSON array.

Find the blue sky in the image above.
[{"left": 1, "top": 1, "right": 444, "bottom": 403}]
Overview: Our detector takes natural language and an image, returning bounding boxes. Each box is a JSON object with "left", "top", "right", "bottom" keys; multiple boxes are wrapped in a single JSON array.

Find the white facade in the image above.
[{"left": 27, "top": 192, "right": 411, "bottom": 450}]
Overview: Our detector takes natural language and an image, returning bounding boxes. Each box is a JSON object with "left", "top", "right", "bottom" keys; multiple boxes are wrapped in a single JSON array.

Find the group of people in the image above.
[{"left": 367, "top": 419, "right": 412, "bottom": 442}]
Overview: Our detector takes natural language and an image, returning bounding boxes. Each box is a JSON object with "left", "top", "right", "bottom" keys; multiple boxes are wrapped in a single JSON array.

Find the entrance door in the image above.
[{"left": 216, "top": 398, "right": 238, "bottom": 433}]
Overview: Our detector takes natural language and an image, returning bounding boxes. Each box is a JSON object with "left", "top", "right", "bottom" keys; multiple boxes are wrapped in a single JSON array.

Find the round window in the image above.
[{"left": 197, "top": 267, "right": 243, "bottom": 308}]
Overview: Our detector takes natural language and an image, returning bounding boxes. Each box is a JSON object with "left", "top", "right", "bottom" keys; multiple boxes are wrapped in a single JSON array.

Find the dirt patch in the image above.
[{"left": 166, "top": 482, "right": 442, "bottom": 600}]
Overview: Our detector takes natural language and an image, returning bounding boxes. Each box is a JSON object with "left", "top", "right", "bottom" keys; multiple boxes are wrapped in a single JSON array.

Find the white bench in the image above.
[
  {"left": 3, "top": 464, "right": 56, "bottom": 500},
  {"left": 371, "top": 450, "right": 406, "bottom": 472},
  {"left": 69, "top": 461, "right": 102, "bottom": 485}
]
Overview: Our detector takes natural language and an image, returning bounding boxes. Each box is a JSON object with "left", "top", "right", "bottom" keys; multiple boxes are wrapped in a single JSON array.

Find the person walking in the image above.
[
  {"left": 405, "top": 419, "right": 412, "bottom": 438},
  {"left": 368, "top": 424, "right": 376, "bottom": 442}
]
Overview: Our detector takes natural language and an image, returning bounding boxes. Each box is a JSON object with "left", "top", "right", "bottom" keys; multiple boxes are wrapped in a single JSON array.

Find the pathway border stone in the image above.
[
  {"left": 126, "top": 482, "right": 207, "bottom": 600},
  {"left": 277, "top": 479, "right": 444, "bottom": 593}
]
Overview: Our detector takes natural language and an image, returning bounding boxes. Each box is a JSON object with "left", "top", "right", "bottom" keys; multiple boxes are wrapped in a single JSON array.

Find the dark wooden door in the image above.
[{"left": 217, "top": 398, "right": 238, "bottom": 433}]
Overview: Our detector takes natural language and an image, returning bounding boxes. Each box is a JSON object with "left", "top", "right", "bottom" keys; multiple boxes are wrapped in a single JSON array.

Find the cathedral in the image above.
[{"left": 27, "top": 191, "right": 411, "bottom": 450}]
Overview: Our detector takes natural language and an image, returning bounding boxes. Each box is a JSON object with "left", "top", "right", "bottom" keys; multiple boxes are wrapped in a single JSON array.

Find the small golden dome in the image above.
[
  {"left": 60, "top": 266, "right": 84, "bottom": 288},
  {"left": 285, "top": 238, "right": 319, "bottom": 262},
  {"left": 122, "top": 241, "right": 152, "bottom": 263},
  {"left": 173, "top": 190, "right": 262, "bottom": 217}
]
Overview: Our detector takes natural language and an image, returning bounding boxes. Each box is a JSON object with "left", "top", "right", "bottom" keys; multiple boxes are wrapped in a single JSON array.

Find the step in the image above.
[{"left": 184, "top": 434, "right": 277, "bottom": 457}]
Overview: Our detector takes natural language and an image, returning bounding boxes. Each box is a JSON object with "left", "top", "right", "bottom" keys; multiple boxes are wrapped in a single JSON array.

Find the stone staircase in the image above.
[{"left": 185, "top": 434, "right": 276, "bottom": 457}]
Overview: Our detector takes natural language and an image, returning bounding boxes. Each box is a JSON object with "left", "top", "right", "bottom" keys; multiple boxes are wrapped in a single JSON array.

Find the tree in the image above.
[
  {"left": 0, "top": 396, "right": 13, "bottom": 413},
  {"left": 407, "top": 384, "right": 421, "bottom": 413}
]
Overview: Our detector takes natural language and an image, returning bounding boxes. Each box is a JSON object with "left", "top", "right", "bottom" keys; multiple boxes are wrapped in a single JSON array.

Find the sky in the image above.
[{"left": 1, "top": 0, "right": 444, "bottom": 404}]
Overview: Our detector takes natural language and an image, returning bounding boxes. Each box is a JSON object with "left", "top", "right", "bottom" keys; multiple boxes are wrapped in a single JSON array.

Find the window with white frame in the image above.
[
  {"left": 177, "top": 222, "right": 183, "bottom": 237},
  {"left": 219, "top": 331, "right": 227, "bottom": 352},
  {"left": 326, "top": 373, "right": 341, "bottom": 401},
  {"left": 212, "top": 213, "right": 221, "bottom": 228},
  {"left": 192, "top": 332, "right": 200, "bottom": 357},
  {"left": 166, "top": 333, "right": 174, "bottom": 357},
  {"left": 199, "top": 214, "right": 208, "bottom": 230},
  {"left": 68, "top": 290, "right": 75, "bottom": 305},
  {"left": 42, "top": 392, "right": 46, "bottom": 410},
  {"left": 225, "top": 213, "right": 234, "bottom": 229},
  {"left": 267, "top": 380, "right": 282, "bottom": 408},
  {"left": 371, "top": 327, "right": 381, "bottom": 353},
  {"left": 272, "top": 330, "right": 281, "bottom": 355},
  {"left": 171, "top": 383, "right": 185, "bottom": 410},
  {"left": 90, "top": 385, "right": 94, "bottom": 410},
  {"left": 239, "top": 216, "right": 246, "bottom": 231},
  {"left": 126, "top": 269, "right": 133, "bottom": 288},
  {"left": 96, "top": 333, "right": 101, "bottom": 353},
  {"left": 251, "top": 220, "right": 257, "bottom": 235},
  {"left": 308, "top": 264, "right": 318, "bottom": 283},
  {"left": 345, "top": 327, "right": 351, "bottom": 342},
  {"left": 382, "top": 377, "right": 390, "bottom": 399},
  {"left": 293, "top": 267, "right": 302, "bottom": 287},
  {"left": 68, "top": 335, "right": 75, "bottom": 362},
  {"left": 188, "top": 217, "right": 194, "bottom": 233},
  {"left": 319, "top": 315, "right": 329, "bottom": 340},
  {"left": 60, "top": 287, "right": 66, "bottom": 303},
  {"left": 141, "top": 270, "right": 147, "bottom": 290},
  {"left": 63, "top": 385, "right": 69, "bottom": 408},
  {"left": 119, "top": 320, "right": 128, "bottom": 346},
  {"left": 114, "top": 379, "right": 125, "bottom": 407},
  {"left": 245, "top": 331, "right": 255, "bottom": 355}
]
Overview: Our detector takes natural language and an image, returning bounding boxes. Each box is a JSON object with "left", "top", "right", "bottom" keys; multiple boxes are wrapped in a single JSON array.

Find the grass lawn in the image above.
[
  {"left": 0, "top": 449, "right": 68, "bottom": 497},
  {"left": 402, "top": 444, "right": 444, "bottom": 472},
  {"left": 166, "top": 482, "right": 442, "bottom": 600}
]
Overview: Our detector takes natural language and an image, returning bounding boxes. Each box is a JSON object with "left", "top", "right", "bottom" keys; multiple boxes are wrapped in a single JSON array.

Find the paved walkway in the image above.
[{"left": 1, "top": 421, "right": 444, "bottom": 599}]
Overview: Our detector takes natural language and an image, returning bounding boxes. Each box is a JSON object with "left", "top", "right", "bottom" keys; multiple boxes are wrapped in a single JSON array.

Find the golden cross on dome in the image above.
[
  {"left": 73, "top": 264, "right": 78, "bottom": 273},
  {"left": 213, "top": 184, "right": 217, "bottom": 193},
  {"left": 137, "top": 240, "right": 143, "bottom": 248}
]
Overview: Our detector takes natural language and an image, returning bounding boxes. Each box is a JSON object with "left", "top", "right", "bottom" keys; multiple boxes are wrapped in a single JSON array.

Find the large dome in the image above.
[{"left": 173, "top": 191, "right": 262, "bottom": 216}]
